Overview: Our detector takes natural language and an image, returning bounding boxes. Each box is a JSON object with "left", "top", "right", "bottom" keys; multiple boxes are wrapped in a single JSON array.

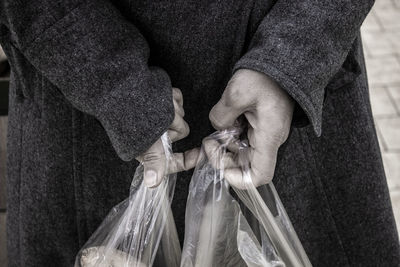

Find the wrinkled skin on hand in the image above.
[
  {"left": 208, "top": 69, "right": 294, "bottom": 188},
  {"left": 136, "top": 87, "right": 199, "bottom": 187}
]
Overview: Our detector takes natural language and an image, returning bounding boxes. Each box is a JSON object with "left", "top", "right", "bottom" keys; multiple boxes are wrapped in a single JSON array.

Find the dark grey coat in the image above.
[{"left": 1, "top": 0, "right": 399, "bottom": 266}]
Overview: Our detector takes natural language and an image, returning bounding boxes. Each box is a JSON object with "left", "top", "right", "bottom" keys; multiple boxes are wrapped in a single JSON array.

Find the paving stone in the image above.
[
  {"left": 373, "top": 0, "right": 397, "bottom": 10},
  {"left": 387, "top": 85, "right": 400, "bottom": 113},
  {"left": 387, "top": 85, "right": 400, "bottom": 110},
  {"left": 382, "top": 152, "right": 400, "bottom": 191},
  {"left": 376, "top": 117, "right": 400, "bottom": 150},
  {"left": 376, "top": 125, "right": 388, "bottom": 152},
  {"left": 0, "top": 117, "right": 7, "bottom": 210},
  {"left": 362, "top": 31, "right": 398, "bottom": 57},
  {"left": 362, "top": 43, "right": 372, "bottom": 59},
  {"left": 369, "top": 87, "right": 398, "bottom": 116},
  {"left": 387, "top": 31, "right": 400, "bottom": 53},
  {"left": 361, "top": 10, "right": 383, "bottom": 32},
  {"left": 389, "top": 190, "right": 400, "bottom": 236},
  {"left": 365, "top": 56, "right": 400, "bottom": 85},
  {"left": 375, "top": 8, "right": 400, "bottom": 30},
  {"left": 0, "top": 213, "right": 7, "bottom": 267}
]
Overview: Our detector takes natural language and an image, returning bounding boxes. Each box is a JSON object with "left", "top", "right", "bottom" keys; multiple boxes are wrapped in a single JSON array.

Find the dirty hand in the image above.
[
  {"left": 208, "top": 69, "right": 294, "bottom": 188},
  {"left": 136, "top": 87, "right": 199, "bottom": 188}
]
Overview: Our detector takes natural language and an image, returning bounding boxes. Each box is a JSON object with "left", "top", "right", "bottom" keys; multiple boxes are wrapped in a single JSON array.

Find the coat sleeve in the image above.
[
  {"left": 232, "top": 0, "right": 375, "bottom": 136},
  {"left": 0, "top": 0, "right": 174, "bottom": 161}
]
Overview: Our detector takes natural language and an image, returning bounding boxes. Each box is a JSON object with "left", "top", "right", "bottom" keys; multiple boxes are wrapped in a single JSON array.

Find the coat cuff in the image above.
[
  {"left": 97, "top": 68, "right": 175, "bottom": 161},
  {"left": 12, "top": 0, "right": 175, "bottom": 161},
  {"left": 232, "top": 58, "right": 323, "bottom": 137}
]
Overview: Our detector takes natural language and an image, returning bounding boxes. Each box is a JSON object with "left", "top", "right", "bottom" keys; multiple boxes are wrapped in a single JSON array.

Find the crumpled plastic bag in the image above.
[
  {"left": 75, "top": 133, "right": 181, "bottom": 267},
  {"left": 75, "top": 130, "right": 312, "bottom": 267},
  {"left": 180, "top": 129, "right": 312, "bottom": 267}
]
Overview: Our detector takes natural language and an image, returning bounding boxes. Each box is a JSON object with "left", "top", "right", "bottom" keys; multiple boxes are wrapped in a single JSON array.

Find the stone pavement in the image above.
[
  {"left": 361, "top": 0, "right": 400, "bottom": 234},
  {"left": 0, "top": 2, "right": 400, "bottom": 266}
]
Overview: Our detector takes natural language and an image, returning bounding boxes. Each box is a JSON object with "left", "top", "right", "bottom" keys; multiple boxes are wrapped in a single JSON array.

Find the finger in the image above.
[
  {"left": 167, "top": 148, "right": 201, "bottom": 174},
  {"left": 209, "top": 100, "right": 243, "bottom": 130},
  {"left": 222, "top": 152, "right": 238, "bottom": 169},
  {"left": 203, "top": 138, "right": 239, "bottom": 170},
  {"left": 173, "top": 98, "right": 185, "bottom": 117},
  {"left": 225, "top": 162, "right": 260, "bottom": 190},
  {"left": 209, "top": 83, "right": 246, "bottom": 130},
  {"left": 225, "top": 167, "right": 246, "bottom": 190},
  {"left": 168, "top": 114, "right": 190, "bottom": 142},
  {"left": 141, "top": 139, "right": 166, "bottom": 188},
  {"left": 172, "top": 87, "right": 183, "bottom": 106},
  {"left": 226, "top": 141, "right": 240, "bottom": 153},
  {"left": 203, "top": 138, "right": 224, "bottom": 169},
  {"left": 248, "top": 130, "right": 280, "bottom": 186}
]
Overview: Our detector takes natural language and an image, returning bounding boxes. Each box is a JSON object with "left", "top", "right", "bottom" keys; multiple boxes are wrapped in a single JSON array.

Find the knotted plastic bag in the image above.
[
  {"left": 74, "top": 133, "right": 181, "bottom": 267},
  {"left": 180, "top": 129, "right": 312, "bottom": 267}
]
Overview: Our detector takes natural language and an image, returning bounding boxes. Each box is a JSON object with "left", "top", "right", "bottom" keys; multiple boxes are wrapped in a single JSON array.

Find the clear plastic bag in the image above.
[
  {"left": 75, "top": 130, "right": 312, "bottom": 267},
  {"left": 74, "top": 133, "right": 181, "bottom": 267},
  {"left": 180, "top": 129, "right": 312, "bottom": 267}
]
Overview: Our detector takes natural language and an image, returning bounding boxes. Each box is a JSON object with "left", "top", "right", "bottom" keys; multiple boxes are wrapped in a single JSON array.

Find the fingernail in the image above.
[{"left": 144, "top": 170, "right": 158, "bottom": 187}]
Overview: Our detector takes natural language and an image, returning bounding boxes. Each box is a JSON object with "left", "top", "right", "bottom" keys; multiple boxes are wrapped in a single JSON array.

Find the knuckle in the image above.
[
  {"left": 261, "top": 115, "right": 292, "bottom": 145},
  {"left": 263, "top": 175, "right": 274, "bottom": 185},
  {"left": 172, "top": 87, "right": 183, "bottom": 100},
  {"left": 172, "top": 121, "right": 190, "bottom": 140},
  {"left": 252, "top": 167, "right": 274, "bottom": 185},
  {"left": 266, "top": 133, "right": 284, "bottom": 147},
  {"left": 208, "top": 110, "right": 224, "bottom": 129},
  {"left": 142, "top": 151, "right": 163, "bottom": 163},
  {"left": 224, "top": 85, "right": 245, "bottom": 108},
  {"left": 175, "top": 122, "right": 186, "bottom": 134},
  {"left": 182, "top": 123, "right": 190, "bottom": 137},
  {"left": 262, "top": 127, "right": 287, "bottom": 148},
  {"left": 168, "top": 130, "right": 178, "bottom": 140},
  {"left": 171, "top": 114, "right": 182, "bottom": 129},
  {"left": 175, "top": 123, "right": 190, "bottom": 139},
  {"left": 210, "top": 118, "right": 225, "bottom": 130},
  {"left": 179, "top": 107, "right": 185, "bottom": 117},
  {"left": 272, "top": 129, "right": 290, "bottom": 146}
]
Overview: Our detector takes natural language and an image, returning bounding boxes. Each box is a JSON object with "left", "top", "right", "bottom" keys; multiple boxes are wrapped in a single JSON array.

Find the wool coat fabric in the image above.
[{"left": 1, "top": 0, "right": 399, "bottom": 266}]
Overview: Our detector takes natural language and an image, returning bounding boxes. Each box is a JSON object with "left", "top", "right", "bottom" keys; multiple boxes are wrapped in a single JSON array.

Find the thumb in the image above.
[
  {"left": 141, "top": 139, "right": 166, "bottom": 188},
  {"left": 167, "top": 148, "right": 201, "bottom": 174},
  {"left": 143, "top": 161, "right": 165, "bottom": 188}
]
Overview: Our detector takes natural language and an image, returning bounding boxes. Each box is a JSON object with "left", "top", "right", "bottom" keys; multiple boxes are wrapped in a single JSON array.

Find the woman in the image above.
[{"left": 0, "top": 0, "right": 399, "bottom": 266}]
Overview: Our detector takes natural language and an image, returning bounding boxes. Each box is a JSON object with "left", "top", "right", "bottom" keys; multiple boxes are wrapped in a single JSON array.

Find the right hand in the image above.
[{"left": 136, "top": 87, "right": 199, "bottom": 188}]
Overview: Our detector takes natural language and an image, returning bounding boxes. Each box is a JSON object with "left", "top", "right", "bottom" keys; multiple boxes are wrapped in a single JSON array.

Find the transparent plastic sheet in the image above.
[
  {"left": 180, "top": 129, "right": 313, "bottom": 267},
  {"left": 74, "top": 133, "right": 181, "bottom": 267}
]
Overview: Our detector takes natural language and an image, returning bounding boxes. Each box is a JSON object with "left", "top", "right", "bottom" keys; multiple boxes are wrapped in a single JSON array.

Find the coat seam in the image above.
[
  {"left": 72, "top": 109, "right": 87, "bottom": 247},
  {"left": 20, "top": 2, "right": 84, "bottom": 52},
  {"left": 299, "top": 129, "right": 352, "bottom": 266},
  {"left": 72, "top": 108, "right": 80, "bottom": 246},
  {"left": 17, "top": 100, "right": 23, "bottom": 267}
]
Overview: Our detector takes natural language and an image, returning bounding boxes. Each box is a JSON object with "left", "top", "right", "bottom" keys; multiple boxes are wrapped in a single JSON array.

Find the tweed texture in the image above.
[
  {"left": 1, "top": 0, "right": 399, "bottom": 266},
  {"left": 233, "top": 0, "right": 374, "bottom": 136},
  {"left": 1, "top": 0, "right": 175, "bottom": 161}
]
